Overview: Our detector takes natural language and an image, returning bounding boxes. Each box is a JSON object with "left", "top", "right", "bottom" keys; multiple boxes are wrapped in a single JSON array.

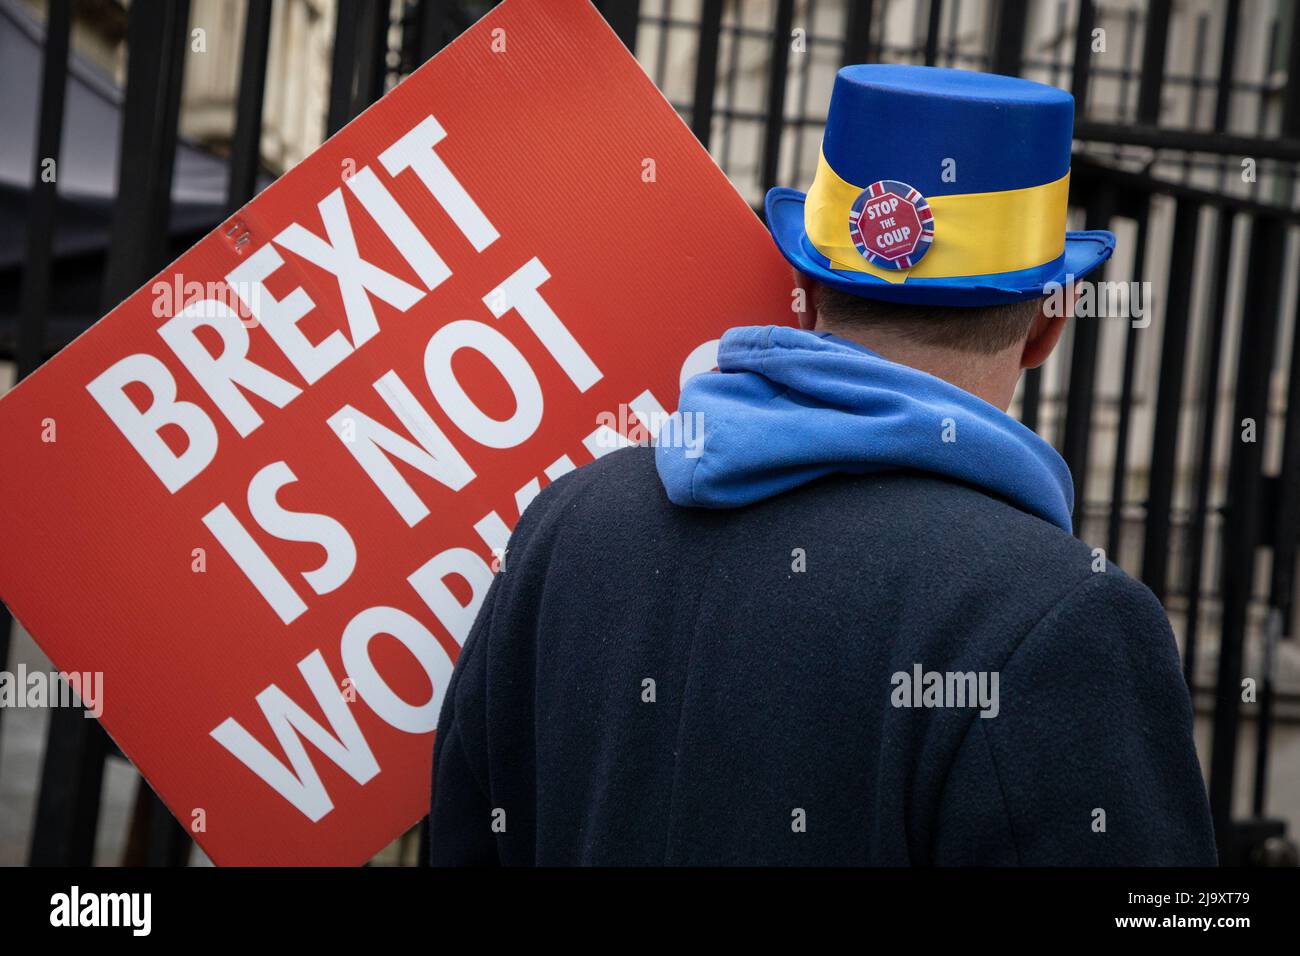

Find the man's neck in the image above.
[{"left": 815, "top": 321, "right": 1022, "bottom": 410}]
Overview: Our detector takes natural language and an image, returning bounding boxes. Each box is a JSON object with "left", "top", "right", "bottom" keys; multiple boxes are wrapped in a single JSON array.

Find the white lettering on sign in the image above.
[
  {"left": 424, "top": 319, "right": 544, "bottom": 449},
  {"left": 866, "top": 196, "right": 900, "bottom": 220},
  {"left": 84, "top": 110, "right": 684, "bottom": 825},
  {"left": 225, "top": 244, "right": 348, "bottom": 385},
  {"left": 158, "top": 299, "right": 301, "bottom": 437},
  {"left": 92, "top": 112, "right": 504, "bottom": 485},
  {"left": 406, "top": 547, "right": 494, "bottom": 647},
  {"left": 209, "top": 650, "right": 380, "bottom": 822},
  {"left": 339, "top": 606, "right": 453, "bottom": 734},
  {"left": 273, "top": 188, "right": 427, "bottom": 350},
  {"left": 327, "top": 371, "right": 476, "bottom": 528},
  {"left": 484, "top": 257, "right": 602, "bottom": 392},
  {"left": 379, "top": 115, "right": 500, "bottom": 252},
  {"left": 210, "top": 548, "right": 488, "bottom": 819},
  {"left": 86, "top": 354, "right": 219, "bottom": 494},
  {"left": 877, "top": 226, "right": 913, "bottom": 249}
]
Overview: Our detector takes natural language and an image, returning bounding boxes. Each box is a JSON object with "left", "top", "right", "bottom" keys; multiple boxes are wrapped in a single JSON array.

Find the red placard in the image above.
[{"left": 0, "top": 0, "right": 792, "bottom": 864}]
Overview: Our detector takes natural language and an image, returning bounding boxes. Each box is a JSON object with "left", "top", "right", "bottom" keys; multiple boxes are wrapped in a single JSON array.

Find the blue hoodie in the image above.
[
  {"left": 432, "top": 328, "right": 1218, "bottom": 864},
  {"left": 655, "top": 325, "right": 1075, "bottom": 532}
]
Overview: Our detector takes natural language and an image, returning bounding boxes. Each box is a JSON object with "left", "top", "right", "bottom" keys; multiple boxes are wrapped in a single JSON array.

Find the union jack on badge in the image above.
[{"left": 849, "top": 180, "right": 934, "bottom": 270}]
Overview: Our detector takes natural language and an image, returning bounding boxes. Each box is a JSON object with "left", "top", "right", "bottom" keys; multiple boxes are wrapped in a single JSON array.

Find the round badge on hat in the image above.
[{"left": 848, "top": 180, "right": 934, "bottom": 270}]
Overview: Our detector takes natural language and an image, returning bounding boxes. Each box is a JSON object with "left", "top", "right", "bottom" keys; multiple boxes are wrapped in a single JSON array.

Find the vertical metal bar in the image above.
[
  {"left": 1070, "top": 0, "right": 1095, "bottom": 115},
  {"left": 842, "top": 0, "right": 875, "bottom": 65},
  {"left": 1105, "top": 208, "right": 1150, "bottom": 559},
  {"left": 690, "top": 0, "right": 724, "bottom": 148},
  {"left": 1182, "top": 14, "right": 1209, "bottom": 180},
  {"left": 1140, "top": 199, "right": 1200, "bottom": 604},
  {"left": 1247, "top": 12, "right": 1300, "bottom": 822},
  {"left": 597, "top": 0, "right": 641, "bottom": 53},
  {"left": 0, "top": 600, "right": 11, "bottom": 774},
  {"left": 30, "top": 0, "right": 192, "bottom": 867},
  {"left": 1255, "top": 13, "right": 1285, "bottom": 186},
  {"left": 120, "top": 785, "right": 191, "bottom": 866},
  {"left": 1282, "top": 2, "right": 1300, "bottom": 138},
  {"left": 145, "top": 793, "right": 192, "bottom": 867},
  {"left": 1117, "top": 7, "right": 1139, "bottom": 125},
  {"left": 329, "top": 0, "right": 387, "bottom": 127},
  {"left": 1254, "top": 239, "right": 1300, "bottom": 815},
  {"left": 720, "top": 7, "right": 743, "bottom": 173},
  {"left": 1186, "top": 14, "right": 1208, "bottom": 123},
  {"left": 1208, "top": 214, "right": 1285, "bottom": 862},
  {"left": 1136, "top": 0, "right": 1172, "bottom": 125},
  {"left": 100, "top": 0, "right": 191, "bottom": 305},
  {"left": 1212, "top": 1, "right": 1240, "bottom": 134},
  {"left": 652, "top": 0, "right": 672, "bottom": 91},
  {"left": 943, "top": 0, "right": 960, "bottom": 67},
  {"left": 415, "top": 0, "right": 453, "bottom": 63},
  {"left": 760, "top": 0, "right": 796, "bottom": 192},
  {"left": 790, "top": 0, "right": 818, "bottom": 184},
  {"left": 1182, "top": 207, "right": 1235, "bottom": 688},
  {"left": 355, "top": 0, "right": 391, "bottom": 109},
  {"left": 923, "top": 0, "right": 943, "bottom": 66},
  {"left": 15, "top": 0, "right": 72, "bottom": 380},
  {"left": 1058, "top": 186, "right": 1114, "bottom": 533},
  {"left": 989, "top": 0, "right": 1027, "bottom": 76},
  {"left": 227, "top": 0, "right": 273, "bottom": 211},
  {"left": 1048, "top": 0, "right": 1067, "bottom": 86},
  {"left": 418, "top": 816, "right": 431, "bottom": 866},
  {"left": 4, "top": 2, "right": 73, "bottom": 778},
  {"left": 1020, "top": 366, "right": 1042, "bottom": 434},
  {"left": 127, "top": 0, "right": 195, "bottom": 867},
  {"left": 29, "top": 708, "right": 110, "bottom": 865},
  {"left": 1209, "top": 21, "right": 1233, "bottom": 186},
  {"left": 327, "top": 0, "right": 362, "bottom": 137},
  {"left": 1251, "top": 608, "right": 1281, "bottom": 816}
]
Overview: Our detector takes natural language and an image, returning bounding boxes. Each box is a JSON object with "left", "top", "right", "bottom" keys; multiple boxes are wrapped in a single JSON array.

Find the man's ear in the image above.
[
  {"left": 793, "top": 271, "right": 818, "bottom": 331},
  {"left": 1020, "top": 297, "right": 1068, "bottom": 370}
]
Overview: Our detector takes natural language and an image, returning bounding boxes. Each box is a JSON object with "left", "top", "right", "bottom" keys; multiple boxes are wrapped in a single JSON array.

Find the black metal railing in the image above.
[{"left": 3, "top": 0, "right": 1297, "bottom": 866}]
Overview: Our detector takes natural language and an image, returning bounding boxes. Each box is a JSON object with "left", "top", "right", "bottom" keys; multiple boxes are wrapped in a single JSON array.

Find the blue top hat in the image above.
[{"left": 765, "top": 64, "right": 1115, "bottom": 307}]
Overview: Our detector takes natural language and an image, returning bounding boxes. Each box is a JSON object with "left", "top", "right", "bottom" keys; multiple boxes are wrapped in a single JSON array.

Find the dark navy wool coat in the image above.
[{"left": 428, "top": 446, "right": 1217, "bottom": 865}]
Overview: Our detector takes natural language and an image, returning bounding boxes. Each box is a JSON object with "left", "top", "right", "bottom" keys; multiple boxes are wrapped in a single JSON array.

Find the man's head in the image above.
[
  {"left": 793, "top": 272, "right": 1069, "bottom": 411},
  {"left": 764, "top": 65, "right": 1112, "bottom": 407}
]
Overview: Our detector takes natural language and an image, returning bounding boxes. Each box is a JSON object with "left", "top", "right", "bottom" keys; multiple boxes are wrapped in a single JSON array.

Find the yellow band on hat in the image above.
[{"left": 804, "top": 150, "right": 1070, "bottom": 284}]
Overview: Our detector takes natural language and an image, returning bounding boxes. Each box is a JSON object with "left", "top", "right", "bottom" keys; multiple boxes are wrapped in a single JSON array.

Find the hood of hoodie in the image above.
[{"left": 655, "top": 325, "right": 1075, "bottom": 532}]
